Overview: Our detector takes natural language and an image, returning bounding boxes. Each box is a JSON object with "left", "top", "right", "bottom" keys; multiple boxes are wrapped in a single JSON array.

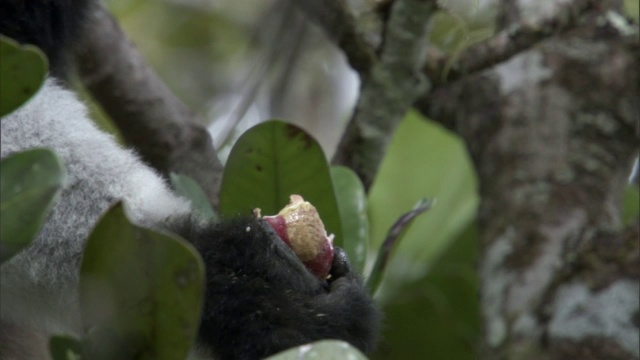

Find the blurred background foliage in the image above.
[
  {"left": 90, "top": 0, "right": 638, "bottom": 359},
  {"left": 368, "top": 113, "right": 479, "bottom": 359}
]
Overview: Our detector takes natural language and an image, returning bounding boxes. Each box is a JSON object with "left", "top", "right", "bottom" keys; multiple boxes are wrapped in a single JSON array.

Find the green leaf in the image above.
[
  {"left": 625, "top": 0, "right": 639, "bottom": 22},
  {"left": 49, "top": 335, "right": 82, "bottom": 360},
  {"left": 0, "top": 35, "right": 48, "bottom": 117},
  {"left": 623, "top": 184, "right": 639, "bottom": 226},
  {"left": 367, "top": 110, "right": 479, "bottom": 360},
  {"left": 0, "top": 148, "right": 65, "bottom": 263},
  {"left": 79, "top": 204, "right": 204, "bottom": 360},
  {"left": 368, "top": 110, "right": 478, "bottom": 300},
  {"left": 266, "top": 340, "right": 368, "bottom": 360},
  {"left": 371, "top": 223, "right": 479, "bottom": 360},
  {"left": 220, "top": 120, "right": 343, "bottom": 245},
  {"left": 170, "top": 172, "right": 218, "bottom": 222},
  {"left": 331, "top": 166, "right": 369, "bottom": 272}
]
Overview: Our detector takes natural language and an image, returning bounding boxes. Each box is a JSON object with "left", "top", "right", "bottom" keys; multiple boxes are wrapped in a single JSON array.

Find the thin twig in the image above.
[
  {"left": 366, "top": 199, "right": 435, "bottom": 295},
  {"left": 417, "top": 0, "right": 636, "bottom": 130},
  {"left": 423, "top": 0, "right": 600, "bottom": 85}
]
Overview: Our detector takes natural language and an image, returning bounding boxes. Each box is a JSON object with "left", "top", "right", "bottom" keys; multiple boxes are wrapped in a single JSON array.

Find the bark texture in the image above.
[
  {"left": 424, "top": 9, "right": 639, "bottom": 360},
  {"left": 332, "top": 0, "right": 437, "bottom": 191},
  {"left": 75, "top": 4, "right": 223, "bottom": 206}
]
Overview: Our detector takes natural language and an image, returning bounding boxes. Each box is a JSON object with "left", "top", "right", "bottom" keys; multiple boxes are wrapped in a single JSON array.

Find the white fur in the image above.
[{"left": 0, "top": 79, "right": 191, "bottom": 337}]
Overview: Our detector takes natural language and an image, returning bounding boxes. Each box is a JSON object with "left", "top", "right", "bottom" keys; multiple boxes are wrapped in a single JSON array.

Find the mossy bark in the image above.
[{"left": 424, "top": 8, "right": 639, "bottom": 360}]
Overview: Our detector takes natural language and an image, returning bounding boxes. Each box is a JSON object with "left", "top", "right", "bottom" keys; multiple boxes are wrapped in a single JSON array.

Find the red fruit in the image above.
[
  {"left": 261, "top": 195, "right": 335, "bottom": 279},
  {"left": 263, "top": 215, "right": 289, "bottom": 244}
]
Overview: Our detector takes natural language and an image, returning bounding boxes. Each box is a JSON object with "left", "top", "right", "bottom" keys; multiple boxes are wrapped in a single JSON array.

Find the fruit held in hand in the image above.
[{"left": 261, "top": 195, "right": 335, "bottom": 279}]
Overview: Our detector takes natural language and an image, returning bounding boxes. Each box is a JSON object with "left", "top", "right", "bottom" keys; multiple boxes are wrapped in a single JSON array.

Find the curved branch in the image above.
[
  {"left": 332, "top": 0, "right": 438, "bottom": 191},
  {"left": 418, "top": 0, "right": 638, "bottom": 130},
  {"left": 295, "top": 0, "right": 377, "bottom": 77},
  {"left": 423, "top": 0, "right": 600, "bottom": 86},
  {"left": 75, "top": 3, "right": 223, "bottom": 206}
]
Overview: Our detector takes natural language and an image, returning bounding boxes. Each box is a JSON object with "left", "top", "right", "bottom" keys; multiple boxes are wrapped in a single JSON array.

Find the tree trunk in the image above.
[{"left": 426, "top": 7, "right": 638, "bottom": 360}]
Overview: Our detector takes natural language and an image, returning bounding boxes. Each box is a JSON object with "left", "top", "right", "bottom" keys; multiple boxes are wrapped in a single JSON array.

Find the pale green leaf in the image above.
[
  {"left": 170, "top": 172, "right": 218, "bottom": 222},
  {"left": 331, "top": 166, "right": 369, "bottom": 272},
  {"left": 266, "top": 340, "right": 368, "bottom": 360},
  {"left": 80, "top": 204, "right": 204, "bottom": 360},
  {"left": 0, "top": 35, "right": 48, "bottom": 117},
  {"left": 0, "top": 149, "right": 65, "bottom": 263}
]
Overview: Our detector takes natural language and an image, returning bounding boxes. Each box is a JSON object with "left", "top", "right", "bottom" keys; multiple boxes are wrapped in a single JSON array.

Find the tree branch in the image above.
[
  {"left": 295, "top": 0, "right": 377, "bottom": 77},
  {"left": 75, "top": 3, "right": 223, "bottom": 207},
  {"left": 495, "top": 0, "right": 521, "bottom": 30},
  {"left": 423, "top": 0, "right": 599, "bottom": 86},
  {"left": 418, "top": 0, "right": 638, "bottom": 131},
  {"left": 332, "top": 0, "right": 438, "bottom": 191},
  {"left": 419, "top": 7, "right": 638, "bottom": 357}
]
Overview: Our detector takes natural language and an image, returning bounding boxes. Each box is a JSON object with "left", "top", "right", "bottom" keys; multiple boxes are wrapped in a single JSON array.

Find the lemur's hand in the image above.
[{"left": 190, "top": 218, "right": 380, "bottom": 360}]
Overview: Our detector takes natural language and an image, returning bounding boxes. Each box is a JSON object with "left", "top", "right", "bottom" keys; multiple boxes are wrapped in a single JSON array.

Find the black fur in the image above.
[
  {"left": 1, "top": 2, "right": 380, "bottom": 358},
  {"left": 174, "top": 217, "right": 380, "bottom": 359},
  {"left": 0, "top": 0, "right": 89, "bottom": 78}
]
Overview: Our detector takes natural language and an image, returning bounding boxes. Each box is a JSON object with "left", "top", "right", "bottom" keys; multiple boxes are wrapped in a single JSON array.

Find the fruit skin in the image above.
[
  {"left": 261, "top": 195, "right": 335, "bottom": 279},
  {"left": 263, "top": 215, "right": 288, "bottom": 244}
]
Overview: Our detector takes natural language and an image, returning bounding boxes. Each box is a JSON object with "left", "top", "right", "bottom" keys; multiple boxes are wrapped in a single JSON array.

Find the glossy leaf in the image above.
[
  {"left": 0, "top": 149, "right": 65, "bottom": 263},
  {"left": 220, "top": 120, "right": 343, "bottom": 244},
  {"left": 367, "top": 110, "right": 479, "bottom": 360},
  {"left": 331, "top": 166, "right": 369, "bottom": 272},
  {"left": 266, "top": 340, "right": 368, "bottom": 360},
  {"left": 0, "top": 35, "right": 48, "bottom": 117},
  {"left": 79, "top": 204, "right": 204, "bottom": 360},
  {"left": 170, "top": 172, "right": 218, "bottom": 222},
  {"left": 368, "top": 111, "right": 478, "bottom": 300}
]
